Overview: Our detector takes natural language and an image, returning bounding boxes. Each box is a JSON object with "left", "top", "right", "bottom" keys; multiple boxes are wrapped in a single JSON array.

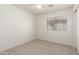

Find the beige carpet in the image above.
[{"left": 0, "top": 39, "right": 77, "bottom": 55}]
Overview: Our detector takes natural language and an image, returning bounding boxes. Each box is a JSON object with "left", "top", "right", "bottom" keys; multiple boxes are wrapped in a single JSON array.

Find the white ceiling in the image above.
[{"left": 13, "top": 4, "right": 73, "bottom": 15}]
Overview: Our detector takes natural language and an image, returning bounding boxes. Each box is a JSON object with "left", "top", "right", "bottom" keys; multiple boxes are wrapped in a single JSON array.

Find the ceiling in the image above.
[{"left": 13, "top": 4, "right": 73, "bottom": 15}]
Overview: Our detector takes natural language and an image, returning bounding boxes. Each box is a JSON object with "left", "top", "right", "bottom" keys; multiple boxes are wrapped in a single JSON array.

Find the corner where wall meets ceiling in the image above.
[{"left": 12, "top": 4, "right": 74, "bottom": 15}]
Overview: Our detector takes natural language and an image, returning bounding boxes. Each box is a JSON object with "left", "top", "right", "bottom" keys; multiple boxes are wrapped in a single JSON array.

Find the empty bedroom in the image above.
[{"left": 0, "top": 4, "right": 79, "bottom": 55}]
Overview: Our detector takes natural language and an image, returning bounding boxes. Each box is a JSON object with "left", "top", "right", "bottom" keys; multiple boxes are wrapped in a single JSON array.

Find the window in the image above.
[{"left": 47, "top": 16, "right": 67, "bottom": 31}]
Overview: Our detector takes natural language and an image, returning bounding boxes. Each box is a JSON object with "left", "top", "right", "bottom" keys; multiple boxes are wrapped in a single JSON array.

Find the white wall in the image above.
[
  {"left": 0, "top": 5, "right": 35, "bottom": 52},
  {"left": 36, "top": 8, "right": 76, "bottom": 47},
  {"left": 72, "top": 10, "right": 77, "bottom": 48},
  {"left": 76, "top": 6, "right": 79, "bottom": 53}
]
